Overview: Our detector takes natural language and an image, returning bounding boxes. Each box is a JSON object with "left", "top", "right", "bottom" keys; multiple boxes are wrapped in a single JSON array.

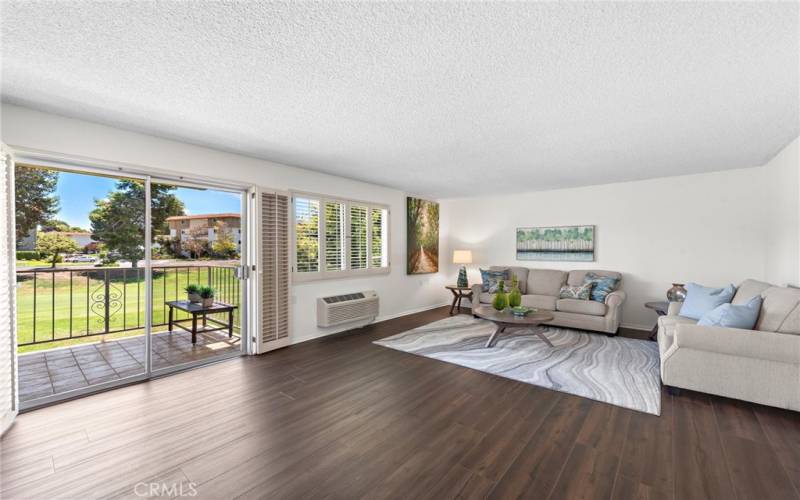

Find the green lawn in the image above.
[{"left": 16, "top": 265, "right": 241, "bottom": 353}]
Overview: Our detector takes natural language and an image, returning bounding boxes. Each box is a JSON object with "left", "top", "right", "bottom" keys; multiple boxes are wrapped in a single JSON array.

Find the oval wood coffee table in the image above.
[{"left": 473, "top": 305, "right": 555, "bottom": 348}]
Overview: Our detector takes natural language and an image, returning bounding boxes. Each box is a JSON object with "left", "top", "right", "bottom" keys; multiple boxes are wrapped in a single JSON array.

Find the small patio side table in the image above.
[{"left": 165, "top": 300, "right": 237, "bottom": 344}]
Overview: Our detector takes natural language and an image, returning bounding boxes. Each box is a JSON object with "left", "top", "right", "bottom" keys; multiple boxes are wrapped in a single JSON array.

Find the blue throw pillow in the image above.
[
  {"left": 698, "top": 295, "right": 762, "bottom": 329},
  {"left": 582, "top": 272, "right": 619, "bottom": 302},
  {"left": 680, "top": 282, "right": 736, "bottom": 320},
  {"left": 480, "top": 268, "right": 509, "bottom": 293}
]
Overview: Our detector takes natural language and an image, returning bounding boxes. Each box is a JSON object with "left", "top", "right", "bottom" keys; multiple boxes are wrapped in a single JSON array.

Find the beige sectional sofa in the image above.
[
  {"left": 470, "top": 266, "right": 625, "bottom": 335},
  {"left": 658, "top": 279, "right": 800, "bottom": 411}
]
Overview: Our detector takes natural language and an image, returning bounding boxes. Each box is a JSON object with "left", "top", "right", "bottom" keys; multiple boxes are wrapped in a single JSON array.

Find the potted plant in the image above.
[
  {"left": 198, "top": 285, "right": 215, "bottom": 308},
  {"left": 185, "top": 284, "right": 201, "bottom": 303}
]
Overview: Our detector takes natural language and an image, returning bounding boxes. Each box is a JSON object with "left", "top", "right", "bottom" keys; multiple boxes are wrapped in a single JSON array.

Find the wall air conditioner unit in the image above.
[{"left": 317, "top": 290, "right": 379, "bottom": 327}]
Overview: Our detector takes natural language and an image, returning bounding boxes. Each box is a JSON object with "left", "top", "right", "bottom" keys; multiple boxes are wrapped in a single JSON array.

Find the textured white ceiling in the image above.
[{"left": 1, "top": 2, "right": 798, "bottom": 198}]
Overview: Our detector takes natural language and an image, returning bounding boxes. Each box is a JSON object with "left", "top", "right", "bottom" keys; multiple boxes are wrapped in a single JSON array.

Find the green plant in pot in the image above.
[
  {"left": 508, "top": 275, "right": 522, "bottom": 308},
  {"left": 492, "top": 280, "right": 508, "bottom": 311},
  {"left": 185, "top": 284, "right": 202, "bottom": 303},
  {"left": 198, "top": 285, "right": 216, "bottom": 308}
]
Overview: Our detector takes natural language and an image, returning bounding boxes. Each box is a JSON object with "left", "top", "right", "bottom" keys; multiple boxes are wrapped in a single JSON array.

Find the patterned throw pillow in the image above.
[
  {"left": 582, "top": 272, "right": 620, "bottom": 302},
  {"left": 480, "top": 268, "right": 509, "bottom": 293},
  {"left": 559, "top": 283, "right": 593, "bottom": 300}
]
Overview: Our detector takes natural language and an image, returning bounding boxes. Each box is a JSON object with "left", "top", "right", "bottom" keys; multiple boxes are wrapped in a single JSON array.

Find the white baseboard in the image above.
[{"left": 374, "top": 302, "right": 451, "bottom": 323}]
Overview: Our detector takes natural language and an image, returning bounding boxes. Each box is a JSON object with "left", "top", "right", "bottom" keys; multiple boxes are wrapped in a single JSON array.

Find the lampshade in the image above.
[{"left": 452, "top": 250, "right": 473, "bottom": 264}]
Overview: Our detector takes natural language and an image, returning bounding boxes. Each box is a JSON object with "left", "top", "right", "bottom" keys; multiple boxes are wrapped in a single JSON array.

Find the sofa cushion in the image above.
[
  {"left": 698, "top": 295, "right": 762, "bottom": 330},
  {"left": 556, "top": 298, "right": 606, "bottom": 316},
  {"left": 582, "top": 272, "right": 620, "bottom": 303},
  {"left": 490, "top": 266, "right": 528, "bottom": 294},
  {"left": 732, "top": 279, "right": 772, "bottom": 305},
  {"left": 679, "top": 282, "right": 736, "bottom": 320},
  {"left": 520, "top": 294, "right": 557, "bottom": 311},
  {"left": 755, "top": 286, "right": 800, "bottom": 334},
  {"left": 567, "top": 270, "right": 622, "bottom": 287},
  {"left": 527, "top": 269, "right": 567, "bottom": 296}
]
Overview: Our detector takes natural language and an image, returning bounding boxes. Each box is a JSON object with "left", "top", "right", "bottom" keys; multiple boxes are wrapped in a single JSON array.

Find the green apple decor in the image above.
[
  {"left": 508, "top": 276, "right": 522, "bottom": 308},
  {"left": 492, "top": 280, "right": 508, "bottom": 311}
]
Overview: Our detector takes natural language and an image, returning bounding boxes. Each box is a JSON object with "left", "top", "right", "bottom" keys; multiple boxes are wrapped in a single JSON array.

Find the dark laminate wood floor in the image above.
[{"left": 2, "top": 306, "right": 799, "bottom": 499}]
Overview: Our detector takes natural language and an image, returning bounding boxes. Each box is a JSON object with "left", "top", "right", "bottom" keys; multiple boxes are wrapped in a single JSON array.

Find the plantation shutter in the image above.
[
  {"left": 0, "top": 144, "right": 17, "bottom": 435},
  {"left": 256, "top": 189, "right": 291, "bottom": 354},
  {"left": 293, "top": 197, "right": 319, "bottom": 273},
  {"left": 349, "top": 204, "right": 368, "bottom": 270},
  {"left": 324, "top": 201, "right": 346, "bottom": 271}
]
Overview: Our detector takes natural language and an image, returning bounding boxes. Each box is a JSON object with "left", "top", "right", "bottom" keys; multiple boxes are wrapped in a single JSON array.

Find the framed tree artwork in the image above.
[{"left": 406, "top": 197, "right": 439, "bottom": 274}]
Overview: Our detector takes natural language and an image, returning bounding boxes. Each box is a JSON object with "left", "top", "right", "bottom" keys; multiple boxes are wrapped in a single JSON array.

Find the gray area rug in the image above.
[{"left": 374, "top": 315, "right": 661, "bottom": 415}]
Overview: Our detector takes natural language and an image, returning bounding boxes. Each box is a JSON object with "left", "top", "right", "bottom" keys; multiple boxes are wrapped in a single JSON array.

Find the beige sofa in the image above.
[
  {"left": 658, "top": 279, "right": 800, "bottom": 411},
  {"left": 470, "top": 266, "right": 625, "bottom": 335}
]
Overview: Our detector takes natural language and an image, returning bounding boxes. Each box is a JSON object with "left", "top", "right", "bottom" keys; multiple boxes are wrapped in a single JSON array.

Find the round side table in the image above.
[{"left": 446, "top": 285, "right": 473, "bottom": 315}]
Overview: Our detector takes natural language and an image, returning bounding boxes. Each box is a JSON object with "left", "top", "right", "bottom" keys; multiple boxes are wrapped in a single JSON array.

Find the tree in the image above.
[
  {"left": 14, "top": 165, "right": 59, "bottom": 242},
  {"left": 211, "top": 222, "right": 238, "bottom": 259},
  {"left": 40, "top": 219, "right": 86, "bottom": 233},
  {"left": 89, "top": 180, "right": 184, "bottom": 267},
  {"left": 35, "top": 232, "right": 79, "bottom": 268}
]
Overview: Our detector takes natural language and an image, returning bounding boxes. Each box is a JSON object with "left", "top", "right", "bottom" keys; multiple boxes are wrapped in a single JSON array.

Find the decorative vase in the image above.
[
  {"left": 201, "top": 297, "right": 214, "bottom": 308},
  {"left": 508, "top": 277, "right": 522, "bottom": 308},
  {"left": 188, "top": 292, "right": 201, "bottom": 304},
  {"left": 492, "top": 280, "right": 508, "bottom": 311},
  {"left": 667, "top": 283, "right": 687, "bottom": 302},
  {"left": 457, "top": 265, "right": 468, "bottom": 288}
]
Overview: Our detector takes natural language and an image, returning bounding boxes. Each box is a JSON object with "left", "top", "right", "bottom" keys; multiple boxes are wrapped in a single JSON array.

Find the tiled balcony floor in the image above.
[{"left": 17, "top": 329, "right": 240, "bottom": 403}]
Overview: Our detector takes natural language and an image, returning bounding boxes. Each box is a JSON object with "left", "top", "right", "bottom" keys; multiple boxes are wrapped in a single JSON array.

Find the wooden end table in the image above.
[
  {"left": 165, "top": 300, "right": 237, "bottom": 344},
  {"left": 645, "top": 301, "right": 669, "bottom": 341},
  {"left": 473, "top": 305, "right": 555, "bottom": 348},
  {"left": 446, "top": 285, "right": 473, "bottom": 315}
]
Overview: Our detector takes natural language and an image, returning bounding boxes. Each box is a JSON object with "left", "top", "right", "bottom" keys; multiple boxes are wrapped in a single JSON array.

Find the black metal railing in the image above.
[{"left": 16, "top": 265, "right": 241, "bottom": 346}]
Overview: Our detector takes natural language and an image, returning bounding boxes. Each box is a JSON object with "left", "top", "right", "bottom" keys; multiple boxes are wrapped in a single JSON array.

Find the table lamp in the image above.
[{"left": 453, "top": 250, "right": 472, "bottom": 287}]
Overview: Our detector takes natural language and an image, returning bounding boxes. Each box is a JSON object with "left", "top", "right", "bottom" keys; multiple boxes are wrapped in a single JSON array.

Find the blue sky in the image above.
[{"left": 54, "top": 171, "right": 241, "bottom": 230}]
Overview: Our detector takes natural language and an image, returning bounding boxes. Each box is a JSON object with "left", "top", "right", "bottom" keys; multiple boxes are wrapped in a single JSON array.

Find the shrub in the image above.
[{"left": 16, "top": 251, "right": 40, "bottom": 260}]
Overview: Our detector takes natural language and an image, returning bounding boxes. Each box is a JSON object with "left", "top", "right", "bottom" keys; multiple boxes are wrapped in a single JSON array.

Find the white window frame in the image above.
[{"left": 291, "top": 191, "right": 391, "bottom": 282}]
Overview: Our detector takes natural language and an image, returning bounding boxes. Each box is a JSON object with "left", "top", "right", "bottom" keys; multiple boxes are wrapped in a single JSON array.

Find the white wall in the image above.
[
  {"left": 441, "top": 150, "right": 799, "bottom": 329},
  {"left": 1, "top": 104, "right": 447, "bottom": 344},
  {"left": 763, "top": 137, "right": 800, "bottom": 286}
]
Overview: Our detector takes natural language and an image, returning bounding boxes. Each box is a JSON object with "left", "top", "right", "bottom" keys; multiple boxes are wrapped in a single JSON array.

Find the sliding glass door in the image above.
[{"left": 14, "top": 160, "right": 248, "bottom": 409}]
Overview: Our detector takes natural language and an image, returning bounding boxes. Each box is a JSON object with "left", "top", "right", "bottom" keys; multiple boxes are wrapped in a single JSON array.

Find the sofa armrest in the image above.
[
  {"left": 667, "top": 301, "right": 683, "bottom": 316},
  {"left": 674, "top": 323, "right": 800, "bottom": 364},
  {"left": 604, "top": 290, "right": 626, "bottom": 308}
]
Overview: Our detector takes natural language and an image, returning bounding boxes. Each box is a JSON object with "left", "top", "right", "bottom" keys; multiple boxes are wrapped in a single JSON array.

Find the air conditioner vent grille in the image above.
[
  {"left": 322, "top": 292, "right": 365, "bottom": 304},
  {"left": 317, "top": 290, "right": 378, "bottom": 327}
]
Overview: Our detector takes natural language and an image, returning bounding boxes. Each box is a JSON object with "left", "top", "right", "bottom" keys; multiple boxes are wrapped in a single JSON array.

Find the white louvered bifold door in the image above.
[
  {"left": 0, "top": 144, "right": 17, "bottom": 435},
  {"left": 255, "top": 189, "right": 291, "bottom": 354}
]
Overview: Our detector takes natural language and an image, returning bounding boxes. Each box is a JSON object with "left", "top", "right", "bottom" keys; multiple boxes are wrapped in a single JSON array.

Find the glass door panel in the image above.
[
  {"left": 149, "top": 180, "right": 244, "bottom": 372},
  {"left": 15, "top": 164, "right": 146, "bottom": 407}
]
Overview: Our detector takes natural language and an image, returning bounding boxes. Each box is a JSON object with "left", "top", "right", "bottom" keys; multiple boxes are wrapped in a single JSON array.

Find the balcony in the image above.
[{"left": 16, "top": 264, "right": 242, "bottom": 403}]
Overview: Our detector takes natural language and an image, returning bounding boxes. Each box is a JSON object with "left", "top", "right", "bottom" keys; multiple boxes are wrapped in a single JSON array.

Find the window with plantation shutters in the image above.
[
  {"left": 371, "top": 207, "right": 388, "bottom": 268},
  {"left": 324, "top": 201, "right": 345, "bottom": 271},
  {"left": 292, "top": 192, "right": 390, "bottom": 281},
  {"left": 349, "top": 205, "right": 368, "bottom": 270},
  {"left": 294, "top": 197, "right": 319, "bottom": 273}
]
